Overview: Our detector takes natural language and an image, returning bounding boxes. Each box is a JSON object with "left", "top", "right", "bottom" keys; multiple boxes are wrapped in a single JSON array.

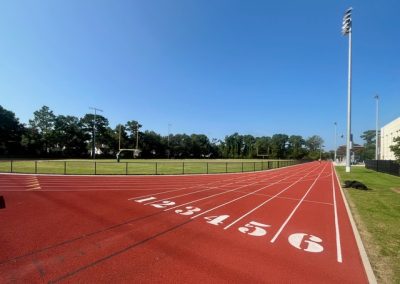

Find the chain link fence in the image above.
[{"left": 0, "top": 160, "right": 302, "bottom": 175}]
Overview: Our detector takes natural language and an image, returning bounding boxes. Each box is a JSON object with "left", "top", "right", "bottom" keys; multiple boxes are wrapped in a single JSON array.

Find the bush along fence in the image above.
[
  {"left": 0, "top": 160, "right": 303, "bottom": 175},
  {"left": 365, "top": 160, "right": 400, "bottom": 177}
]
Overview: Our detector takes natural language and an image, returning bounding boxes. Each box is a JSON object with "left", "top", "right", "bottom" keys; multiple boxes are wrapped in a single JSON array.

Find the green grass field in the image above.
[
  {"left": 0, "top": 159, "right": 295, "bottom": 175},
  {"left": 336, "top": 166, "right": 400, "bottom": 283}
]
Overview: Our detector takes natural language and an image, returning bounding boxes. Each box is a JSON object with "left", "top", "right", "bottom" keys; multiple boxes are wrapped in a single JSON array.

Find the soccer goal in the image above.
[
  {"left": 116, "top": 149, "right": 141, "bottom": 161},
  {"left": 256, "top": 146, "right": 270, "bottom": 159}
]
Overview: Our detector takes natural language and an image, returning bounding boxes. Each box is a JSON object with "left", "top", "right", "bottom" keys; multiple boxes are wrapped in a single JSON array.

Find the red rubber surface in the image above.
[{"left": 0, "top": 162, "right": 369, "bottom": 283}]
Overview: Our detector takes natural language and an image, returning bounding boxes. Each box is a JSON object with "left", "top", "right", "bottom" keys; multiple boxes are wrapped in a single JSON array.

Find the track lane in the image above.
[{"left": 0, "top": 162, "right": 371, "bottom": 283}]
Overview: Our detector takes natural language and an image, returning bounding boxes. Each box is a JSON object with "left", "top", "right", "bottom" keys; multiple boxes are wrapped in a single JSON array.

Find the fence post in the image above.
[
  {"left": 126, "top": 162, "right": 128, "bottom": 175},
  {"left": 183, "top": 162, "right": 185, "bottom": 175},
  {"left": 261, "top": 161, "right": 264, "bottom": 171},
  {"left": 94, "top": 162, "right": 97, "bottom": 175},
  {"left": 64, "top": 161, "right": 66, "bottom": 175},
  {"left": 35, "top": 161, "right": 38, "bottom": 174},
  {"left": 242, "top": 162, "right": 244, "bottom": 172},
  {"left": 10, "top": 160, "right": 13, "bottom": 173},
  {"left": 156, "top": 162, "right": 158, "bottom": 175},
  {"left": 254, "top": 162, "right": 256, "bottom": 172},
  {"left": 206, "top": 162, "right": 208, "bottom": 174},
  {"left": 226, "top": 162, "right": 228, "bottom": 173}
]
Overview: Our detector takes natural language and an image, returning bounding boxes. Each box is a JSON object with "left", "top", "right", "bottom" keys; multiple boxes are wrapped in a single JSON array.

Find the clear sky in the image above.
[{"left": 1, "top": 0, "right": 399, "bottom": 150}]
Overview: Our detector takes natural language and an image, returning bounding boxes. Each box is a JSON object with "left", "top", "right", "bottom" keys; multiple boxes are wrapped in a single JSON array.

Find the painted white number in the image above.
[
  {"left": 288, "top": 233, "right": 324, "bottom": 253},
  {"left": 134, "top": 196, "right": 156, "bottom": 203},
  {"left": 175, "top": 206, "right": 201, "bottom": 216},
  {"left": 204, "top": 215, "right": 230, "bottom": 226},
  {"left": 150, "top": 200, "right": 176, "bottom": 209},
  {"left": 238, "top": 221, "right": 271, "bottom": 237}
]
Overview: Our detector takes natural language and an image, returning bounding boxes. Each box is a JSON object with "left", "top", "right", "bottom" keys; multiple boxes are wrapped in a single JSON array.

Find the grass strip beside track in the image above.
[
  {"left": 336, "top": 166, "right": 400, "bottom": 283},
  {"left": 0, "top": 159, "right": 286, "bottom": 175}
]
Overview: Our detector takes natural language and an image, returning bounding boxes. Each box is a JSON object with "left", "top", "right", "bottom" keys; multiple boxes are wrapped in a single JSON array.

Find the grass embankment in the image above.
[
  {"left": 0, "top": 159, "right": 290, "bottom": 175},
  {"left": 336, "top": 166, "right": 400, "bottom": 283}
]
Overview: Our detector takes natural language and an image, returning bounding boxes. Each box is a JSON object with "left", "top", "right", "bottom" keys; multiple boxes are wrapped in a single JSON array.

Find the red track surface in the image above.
[{"left": 0, "top": 162, "right": 370, "bottom": 283}]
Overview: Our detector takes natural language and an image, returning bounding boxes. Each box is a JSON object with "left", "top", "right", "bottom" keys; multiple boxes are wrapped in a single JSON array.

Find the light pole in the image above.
[
  {"left": 118, "top": 124, "right": 122, "bottom": 151},
  {"left": 374, "top": 95, "right": 379, "bottom": 160},
  {"left": 320, "top": 145, "right": 324, "bottom": 161},
  {"left": 89, "top": 107, "right": 103, "bottom": 159},
  {"left": 334, "top": 122, "right": 337, "bottom": 163},
  {"left": 342, "top": 7, "right": 353, "bottom": 172},
  {"left": 167, "top": 123, "right": 171, "bottom": 159},
  {"left": 135, "top": 122, "right": 139, "bottom": 150}
]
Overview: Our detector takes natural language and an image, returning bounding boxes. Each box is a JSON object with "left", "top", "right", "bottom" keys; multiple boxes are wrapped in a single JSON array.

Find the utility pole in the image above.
[
  {"left": 89, "top": 107, "right": 103, "bottom": 159},
  {"left": 374, "top": 95, "right": 379, "bottom": 160},
  {"left": 135, "top": 122, "right": 139, "bottom": 150},
  {"left": 342, "top": 7, "right": 353, "bottom": 172},
  {"left": 168, "top": 123, "right": 171, "bottom": 159},
  {"left": 320, "top": 145, "right": 324, "bottom": 160},
  {"left": 119, "top": 124, "right": 121, "bottom": 151},
  {"left": 334, "top": 122, "right": 337, "bottom": 163}
]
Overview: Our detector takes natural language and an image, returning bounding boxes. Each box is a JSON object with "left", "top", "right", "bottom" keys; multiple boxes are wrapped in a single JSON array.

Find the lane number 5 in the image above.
[{"left": 238, "top": 221, "right": 271, "bottom": 237}]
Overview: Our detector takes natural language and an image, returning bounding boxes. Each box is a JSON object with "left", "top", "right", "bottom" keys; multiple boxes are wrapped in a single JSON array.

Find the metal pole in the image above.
[
  {"left": 320, "top": 146, "right": 322, "bottom": 160},
  {"left": 168, "top": 123, "right": 171, "bottom": 159},
  {"left": 345, "top": 29, "right": 352, "bottom": 172},
  {"left": 135, "top": 122, "right": 139, "bottom": 150},
  {"left": 93, "top": 110, "right": 96, "bottom": 159},
  {"left": 89, "top": 107, "right": 103, "bottom": 160},
  {"left": 375, "top": 95, "right": 379, "bottom": 160},
  {"left": 119, "top": 124, "right": 121, "bottom": 151},
  {"left": 334, "top": 122, "right": 337, "bottom": 163}
]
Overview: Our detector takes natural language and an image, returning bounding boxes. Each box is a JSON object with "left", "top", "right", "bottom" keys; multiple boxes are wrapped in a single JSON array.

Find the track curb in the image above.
[{"left": 333, "top": 166, "right": 377, "bottom": 284}]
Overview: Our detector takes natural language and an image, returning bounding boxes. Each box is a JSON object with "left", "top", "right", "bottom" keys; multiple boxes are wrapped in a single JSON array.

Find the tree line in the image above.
[{"left": 1, "top": 105, "right": 330, "bottom": 160}]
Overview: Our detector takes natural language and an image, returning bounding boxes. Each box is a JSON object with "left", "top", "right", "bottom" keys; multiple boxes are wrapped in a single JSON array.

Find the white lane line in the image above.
[
  {"left": 144, "top": 168, "right": 294, "bottom": 205},
  {"left": 163, "top": 168, "right": 300, "bottom": 212},
  {"left": 129, "top": 163, "right": 309, "bottom": 202},
  {"left": 143, "top": 175, "right": 261, "bottom": 205},
  {"left": 331, "top": 163, "right": 343, "bottom": 263},
  {"left": 333, "top": 167, "right": 377, "bottom": 283},
  {"left": 127, "top": 174, "right": 250, "bottom": 201},
  {"left": 189, "top": 165, "right": 320, "bottom": 219},
  {"left": 270, "top": 163, "right": 328, "bottom": 243},
  {"left": 223, "top": 164, "right": 322, "bottom": 230},
  {"left": 221, "top": 190, "right": 333, "bottom": 206}
]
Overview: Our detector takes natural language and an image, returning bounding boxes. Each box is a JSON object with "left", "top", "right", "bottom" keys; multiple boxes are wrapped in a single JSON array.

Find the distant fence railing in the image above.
[
  {"left": 0, "top": 160, "right": 303, "bottom": 175},
  {"left": 365, "top": 160, "right": 400, "bottom": 177}
]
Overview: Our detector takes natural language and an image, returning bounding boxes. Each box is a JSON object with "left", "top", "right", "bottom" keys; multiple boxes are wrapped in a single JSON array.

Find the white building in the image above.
[{"left": 380, "top": 117, "right": 400, "bottom": 160}]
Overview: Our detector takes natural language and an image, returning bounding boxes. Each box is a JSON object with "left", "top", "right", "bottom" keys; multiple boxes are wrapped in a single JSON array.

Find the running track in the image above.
[{"left": 0, "top": 161, "right": 373, "bottom": 283}]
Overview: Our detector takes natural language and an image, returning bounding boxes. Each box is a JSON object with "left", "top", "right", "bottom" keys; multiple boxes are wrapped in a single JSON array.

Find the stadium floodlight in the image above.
[
  {"left": 89, "top": 107, "right": 103, "bottom": 160},
  {"left": 374, "top": 95, "right": 379, "bottom": 160},
  {"left": 342, "top": 7, "right": 353, "bottom": 172},
  {"left": 342, "top": 7, "right": 352, "bottom": 35}
]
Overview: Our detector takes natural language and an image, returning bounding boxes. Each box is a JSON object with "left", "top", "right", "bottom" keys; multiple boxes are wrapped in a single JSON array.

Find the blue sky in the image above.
[{"left": 1, "top": 0, "right": 399, "bottom": 150}]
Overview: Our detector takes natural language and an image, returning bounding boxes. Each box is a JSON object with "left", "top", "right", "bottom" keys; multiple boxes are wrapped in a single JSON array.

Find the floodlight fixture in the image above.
[{"left": 342, "top": 7, "right": 352, "bottom": 35}]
